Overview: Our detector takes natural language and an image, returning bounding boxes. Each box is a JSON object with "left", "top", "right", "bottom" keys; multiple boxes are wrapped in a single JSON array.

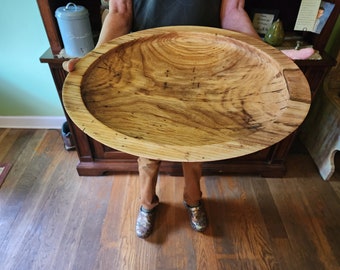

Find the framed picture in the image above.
[{"left": 251, "top": 9, "right": 280, "bottom": 36}]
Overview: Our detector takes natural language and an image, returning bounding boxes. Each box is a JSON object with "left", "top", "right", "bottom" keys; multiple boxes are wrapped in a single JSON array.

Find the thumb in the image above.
[{"left": 62, "top": 58, "right": 80, "bottom": 72}]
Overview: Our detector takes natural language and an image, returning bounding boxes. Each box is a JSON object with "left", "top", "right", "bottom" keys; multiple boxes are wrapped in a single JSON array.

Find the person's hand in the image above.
[{"left": 62, "top": 58, "right": 80, "bottom": 72}]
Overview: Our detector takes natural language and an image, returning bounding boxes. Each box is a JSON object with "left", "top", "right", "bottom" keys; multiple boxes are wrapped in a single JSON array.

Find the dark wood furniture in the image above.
[{"left": 37, "top": 0, "right": 339, "bottom": 176}]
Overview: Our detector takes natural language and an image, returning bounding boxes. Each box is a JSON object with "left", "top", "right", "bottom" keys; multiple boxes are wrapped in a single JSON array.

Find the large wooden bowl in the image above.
[{"left": 62, "top": 26, "right": 311, "bottom": 162}]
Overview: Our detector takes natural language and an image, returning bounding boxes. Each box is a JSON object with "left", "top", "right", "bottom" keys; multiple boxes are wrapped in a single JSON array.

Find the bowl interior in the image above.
[{"left": 81, "top": 31, "right": 288, "bottom": 147}]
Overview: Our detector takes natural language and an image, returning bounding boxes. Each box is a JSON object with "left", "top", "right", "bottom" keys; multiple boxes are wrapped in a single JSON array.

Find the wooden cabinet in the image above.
[{"left": 38, "top": 0, "right": 338, "bottom": 177}]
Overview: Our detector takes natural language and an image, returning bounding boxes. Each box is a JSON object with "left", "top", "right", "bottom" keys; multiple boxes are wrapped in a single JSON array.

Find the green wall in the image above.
[{"left": 0, "top": 0, "right": 64, "bottom": 116}]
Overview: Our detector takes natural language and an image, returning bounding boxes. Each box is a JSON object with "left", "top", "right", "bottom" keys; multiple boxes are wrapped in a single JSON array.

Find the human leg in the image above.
[
  {"left": 138, "top": 157, "right": 161, "bottom": 210},
  {"left": 182, "top": 162, "right": 203, "bottom": 206},
  {"left": 182, "top": 162, "right": 207, "bottom": 232},
  {"left": 136, "top": 157, "right": 161, "bottom": 238}
]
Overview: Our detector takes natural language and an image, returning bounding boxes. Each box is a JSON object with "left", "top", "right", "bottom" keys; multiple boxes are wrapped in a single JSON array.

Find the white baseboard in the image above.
[{"left": 0, "top": 116, "right": 67, "bottom": 129}]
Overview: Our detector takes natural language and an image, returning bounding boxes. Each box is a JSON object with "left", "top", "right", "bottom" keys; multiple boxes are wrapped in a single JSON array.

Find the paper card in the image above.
[{"left": 294, "top": 0, "right": 321, "bottom": 32}]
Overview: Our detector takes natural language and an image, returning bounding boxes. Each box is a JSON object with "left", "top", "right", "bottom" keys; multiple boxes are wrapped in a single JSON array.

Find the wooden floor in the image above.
[{"left": 0, "top": 128, "right": 340, "bottom": 270}]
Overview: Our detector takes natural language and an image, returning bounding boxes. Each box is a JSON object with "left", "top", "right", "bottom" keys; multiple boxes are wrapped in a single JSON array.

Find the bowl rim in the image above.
[{"left": 62, "top": 25, "right": 311, "bottom": 162}]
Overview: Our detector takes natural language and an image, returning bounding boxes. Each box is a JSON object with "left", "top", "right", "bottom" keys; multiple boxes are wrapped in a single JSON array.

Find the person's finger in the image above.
[
  {"left": 62, "top": 58, "right": 80, "bottom": 72},
  {"left": 62, "top": 60, "right": 69, "bottom": 72}
]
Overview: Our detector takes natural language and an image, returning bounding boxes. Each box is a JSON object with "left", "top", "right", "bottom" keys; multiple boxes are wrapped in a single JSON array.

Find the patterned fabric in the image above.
[{"left": 133, "top": 0, "right": 221, "bottom": 31}]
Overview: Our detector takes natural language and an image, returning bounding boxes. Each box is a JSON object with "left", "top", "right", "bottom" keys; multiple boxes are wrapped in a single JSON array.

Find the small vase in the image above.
[{"left": 264, "top": 19, "right": 285, "bottom": 46}]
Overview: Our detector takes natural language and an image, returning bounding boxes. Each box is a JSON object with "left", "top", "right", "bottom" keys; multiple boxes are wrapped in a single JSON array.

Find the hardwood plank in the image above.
[
  {"left": 330, "top": 179, "right": 340, "bottom": 198},
  {"left": 205, "top": 176, "right": 278, "bottom": 270},
  {"left": 0, "top": 130, "right": 76, "bottom": 269},
  {"left": 251, "top": 179, "right": 287, "bottom": 239},
  {"left": 270, "top": 238, "right": 299, "bottom": 270},
  {"left": 218, "top": 258, "right": 267, "bottom": 270},
  {"left": 205, "top": 176, "right": 237, "bottom": 254},
  {"left": 280, "top": 154, "right": 340, "bottom": 268},
  {"left": 0, "top": 129, "right": 22, "bottom": 161},
  {"left": 55, "top": 176, "right": 113, "bottom": 270},
  {"left": 0, "top": 129, "right": 41, "bottom": 161},
  {"left": 295, "top": 179, "right": 340, "bottom": 268},
  {"left": 0, "top": 129, "right": 48, "bottom": 197},
  {"left": 1, "top": 129, "right": 340, "bottom": 270},
  {"left": 153, "top": 177, "right": 204, "bottom": 270},
  {"left": 112, "top": 174, "right": 140, "bottom": 270},
  {"left": 267, "top": 177, "right": 338, "bottom": 270},
  {"left": 0, "top": 129, "right": 54, "bottom": 241},
  {"left": 95, "top": 175, "right": 132, "bottom": 269},
  {"left": 154, "top": 177, "right": 188, "bottom": 269}
]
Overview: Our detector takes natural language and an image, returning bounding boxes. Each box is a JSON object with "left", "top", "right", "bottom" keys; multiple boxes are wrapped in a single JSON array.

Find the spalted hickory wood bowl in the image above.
[{"left": 62, "top": 26, "right": 311, "bottom": 162}]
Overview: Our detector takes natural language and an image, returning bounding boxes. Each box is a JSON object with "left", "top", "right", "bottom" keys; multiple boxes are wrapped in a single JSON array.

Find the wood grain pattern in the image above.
[
  {"left": 1, "top": 129, "right": 340, "bottom": 270},
  {"left": 63, "top": 26, "right": 310, "bottom": 162}
]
